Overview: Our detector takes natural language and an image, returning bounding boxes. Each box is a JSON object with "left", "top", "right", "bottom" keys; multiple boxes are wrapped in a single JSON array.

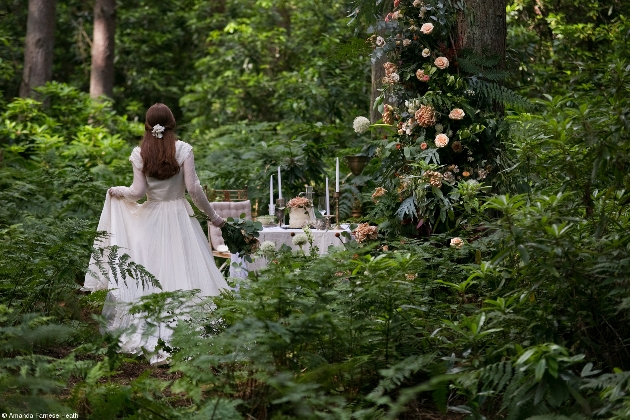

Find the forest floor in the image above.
[{"left": 49, "top": 298, "right": 467, "bottom": 419}]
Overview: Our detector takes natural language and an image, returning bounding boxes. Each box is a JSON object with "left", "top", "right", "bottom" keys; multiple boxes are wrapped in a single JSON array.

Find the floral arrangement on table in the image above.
[
  {"left": 286, "top": 196, "right": 316, "bottom": 228},
  {"left": 351, "top": 0, "right": 527, "bottom": 235},
  {"left": 287, "top": 196, "right": 313, "bottom": 210},
  {"left": 220, "top": 214, "right": 263, "bottom": 262}
]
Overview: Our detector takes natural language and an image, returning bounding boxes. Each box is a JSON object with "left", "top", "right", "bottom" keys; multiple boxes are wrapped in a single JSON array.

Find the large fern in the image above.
[{"left": 468, "top": 78, "right": 533, "bottom": 111}]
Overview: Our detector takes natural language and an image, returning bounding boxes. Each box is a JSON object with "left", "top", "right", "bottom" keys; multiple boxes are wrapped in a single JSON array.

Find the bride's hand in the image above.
[
  {"left": 211, "top": 217, "right": 226, "bottom": 228},
  {"left": 108, "top": 187, "right": 124, "bottom": 197}
]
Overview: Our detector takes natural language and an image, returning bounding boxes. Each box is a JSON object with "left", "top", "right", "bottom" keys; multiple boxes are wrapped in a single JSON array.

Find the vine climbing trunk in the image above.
[
  {"left": 20, "top": 0, "right": 57, "bottom": 99},
  {"left": 456, "top": 0, "right": 506, "bottom": 65},
  {"left": 90, "top": 0, "right": 116, "bottom": 99}
]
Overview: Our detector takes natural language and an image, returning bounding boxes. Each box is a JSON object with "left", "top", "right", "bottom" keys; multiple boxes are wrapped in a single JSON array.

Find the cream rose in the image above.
[
  {"left": 376, "top": 36, "right": 385, "bottom": 47},
  {"left": 422, "top": 48, "right": 430, "bottom": 57},
  {"left": 448, "top": 108, "right": 465, "bottom": 120},
  {"left": 420, "top": 23, "right": 434, "bottom": 34},
  {"left": 435, "top": 133, "right": 449, "bottom": 148},
  {"left": 403, "top": 39, "right": 411, "bottom": 47},
  {"left": 434, "top": 56, "right": 449, "bottom": 69}
]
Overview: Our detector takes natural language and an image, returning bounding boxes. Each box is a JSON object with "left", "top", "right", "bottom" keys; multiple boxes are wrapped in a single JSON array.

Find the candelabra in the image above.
[
  {"left": 333, "top": 191, "right": 342, "bottom": 229},
  {"left": 275, "top": 198, "right": 286, "bottom": 228}
]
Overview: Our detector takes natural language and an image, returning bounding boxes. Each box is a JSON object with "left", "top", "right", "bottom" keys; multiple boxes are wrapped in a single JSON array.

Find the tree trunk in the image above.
[
  {"left": 90, "top": 0, "right": 116, "bottom": 99},
  {"left": 20, "top": 0, "right": 57, "bottom": 99},
  {"left": 370, "top": 54, "right": 386, "bottom": 123},
  {"left": 456, "top": 0, "right": 506, "bottom": 63}
]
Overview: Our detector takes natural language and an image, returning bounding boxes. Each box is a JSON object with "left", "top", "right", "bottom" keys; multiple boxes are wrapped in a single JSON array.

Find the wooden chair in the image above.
[{"left": 204, "top": 186, "right": 249, "bottom": 202}]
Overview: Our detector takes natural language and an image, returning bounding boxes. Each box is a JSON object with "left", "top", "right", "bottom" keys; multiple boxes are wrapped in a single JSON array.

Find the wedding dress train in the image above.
[{"left": 83, "top": 140, "right": 228, "bottom": 363}]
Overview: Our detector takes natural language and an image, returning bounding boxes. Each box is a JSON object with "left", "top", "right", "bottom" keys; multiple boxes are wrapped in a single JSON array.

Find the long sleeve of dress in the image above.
[
  {"left": 182, "top": 151, "right": 224, "bottom": 227},
  {"left": 108, "top": 165, "right": 148, "bottom": 201}
]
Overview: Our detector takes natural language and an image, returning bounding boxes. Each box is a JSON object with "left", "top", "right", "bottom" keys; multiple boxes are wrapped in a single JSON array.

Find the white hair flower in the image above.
[
  {"left": 152, "top": 124, "right": 165, "bottom": 139},
  {"left": 353, "top": 116, "right": 371, "bottom": 134}
]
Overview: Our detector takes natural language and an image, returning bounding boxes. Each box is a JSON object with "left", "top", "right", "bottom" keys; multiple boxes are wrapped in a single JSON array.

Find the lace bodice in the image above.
[{"left": 108, "top": 140, "right": 223, "bottom": 226}]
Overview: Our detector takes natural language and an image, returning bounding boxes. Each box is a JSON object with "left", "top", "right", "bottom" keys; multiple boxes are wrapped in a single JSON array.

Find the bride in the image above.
[{"left": 83, "top": 103, "right": 228, "bottom": 364}]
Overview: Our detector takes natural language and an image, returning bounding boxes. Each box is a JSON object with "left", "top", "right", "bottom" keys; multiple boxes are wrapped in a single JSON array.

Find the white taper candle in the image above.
[
  {"left": 335, "top": 157, "right": 339, "bottom": 192},
  {"left": 277, "top": 166, "right": 282, "bottom": 199},
  {"left": 325, "top": 177, "right": 330, "bottom": 215}
]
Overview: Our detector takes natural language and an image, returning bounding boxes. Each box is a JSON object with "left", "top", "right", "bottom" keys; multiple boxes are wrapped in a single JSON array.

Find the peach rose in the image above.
[
  {"left": 434, "top": 56, "right": 449, "bottom": 69},
  {"left": 420, "top": 23, "right": 434, "bottom": 34},
  {"left": 450, "top": 237, "right": 464, "bottom": 249},
  {"left": 435, "top": 133, "right": 449, "bottom": 148},
  {"left": 420, "top": 142, "right": 428, "bottom": 150},
  {"left": 448, "top": 108, "right": 465, "bottom": 120}
]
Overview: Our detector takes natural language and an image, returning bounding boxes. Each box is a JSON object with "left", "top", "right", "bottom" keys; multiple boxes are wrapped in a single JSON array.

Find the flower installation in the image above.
[{"left": 359, "top": 0, "right": 515, "bottom": 233}]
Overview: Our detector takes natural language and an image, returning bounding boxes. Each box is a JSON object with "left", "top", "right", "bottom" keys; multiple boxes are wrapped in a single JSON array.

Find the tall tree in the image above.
[
  {"left": 90, "top": 0, "right": 116, "bottom": 99},
  {"left": 456, "top": 0, "right": 506, "bottom": 63},
  {"left": 20, "top": 0, "right": 57, "bottom": 98}
]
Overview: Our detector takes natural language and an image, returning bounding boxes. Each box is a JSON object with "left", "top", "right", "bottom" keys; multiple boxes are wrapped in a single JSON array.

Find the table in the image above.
[{"left": 229, "top": 225, "right": 351, "bottom": 276}]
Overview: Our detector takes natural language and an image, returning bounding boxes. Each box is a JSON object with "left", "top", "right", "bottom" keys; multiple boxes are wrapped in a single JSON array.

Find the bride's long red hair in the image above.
[{"left": 140, "top": 103, "right": 180, "bottom": 180}]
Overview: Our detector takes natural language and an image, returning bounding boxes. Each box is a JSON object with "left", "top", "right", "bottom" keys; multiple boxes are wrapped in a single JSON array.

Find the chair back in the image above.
[
  {"left": 208, "top": 200, "right": 252, "bottom": 251},
  {"left": 204, "top": 186, "right": 248, "bottom": 202}
]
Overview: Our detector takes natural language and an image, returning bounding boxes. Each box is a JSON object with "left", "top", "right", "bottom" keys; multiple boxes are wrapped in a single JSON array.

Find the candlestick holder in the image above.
[
  {"left": 275, "top": 198, "right": 286, "bottom": 228},
  {"left": 333, "top": 191, "right": 342, "bottom": 229}
]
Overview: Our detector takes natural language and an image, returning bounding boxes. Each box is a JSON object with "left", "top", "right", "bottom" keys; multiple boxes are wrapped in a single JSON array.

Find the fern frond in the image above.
[
  {"left": 395, "top": 195, "right": 417, "bottom": 220},
  {"left": 458, "top": 56, "right": 510, "bottom": 81},
  {"left": 468, "top": 79, "right": 533, "bottom": 111}
]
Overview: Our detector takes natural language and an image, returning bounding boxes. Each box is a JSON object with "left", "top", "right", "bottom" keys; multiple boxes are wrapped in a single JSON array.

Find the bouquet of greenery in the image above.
[{"left": 220, "top": 214, "right": 263, "bottom": 262}]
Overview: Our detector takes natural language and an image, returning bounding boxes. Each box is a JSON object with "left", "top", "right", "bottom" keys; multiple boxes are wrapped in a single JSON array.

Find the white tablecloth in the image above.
[{"left": 229, "top": 225, "right": 351, "bottom": 276}]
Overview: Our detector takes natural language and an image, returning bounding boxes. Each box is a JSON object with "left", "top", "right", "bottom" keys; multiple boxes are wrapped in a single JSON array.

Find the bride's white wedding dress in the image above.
[{"left": 83, "top": 140, "right": 228, "bottom": 364}]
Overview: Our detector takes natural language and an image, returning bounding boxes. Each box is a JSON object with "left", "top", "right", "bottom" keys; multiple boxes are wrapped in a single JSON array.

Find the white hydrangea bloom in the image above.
[
  {"left": 353, "top": 116, "right": 371, "bottom": 134},
  {"left": 292, "top": 233, "right": 308, "bottom": 247},
  {"left": 260, "top": 241, "right": 276, "bottom": 253}
]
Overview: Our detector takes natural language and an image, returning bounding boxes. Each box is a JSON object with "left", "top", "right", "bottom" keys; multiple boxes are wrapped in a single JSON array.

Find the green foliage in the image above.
[
  {"left": 181, "top": 0, "right": 370, "bottom": 129},
  {"left": 0, "top": 305, "right": 78, "bottom": 415},
  {"left": 220, "top": 214, "right": 263, "bottom": 261},
  {"left": 2, "top": 1, "right": 630, "bottom": 419}
]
